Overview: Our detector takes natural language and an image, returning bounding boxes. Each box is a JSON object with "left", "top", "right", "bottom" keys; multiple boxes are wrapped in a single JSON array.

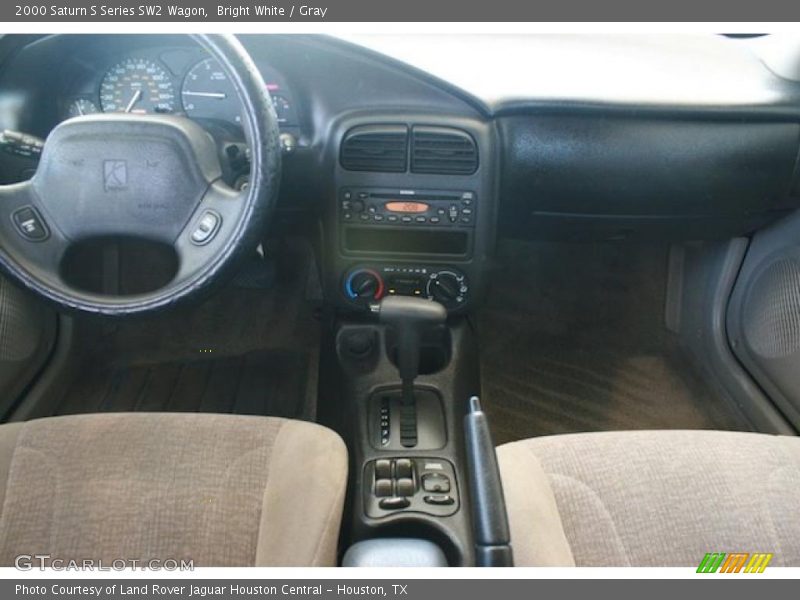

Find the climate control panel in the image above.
[{"left": 343, "top": 264, "right": 469, "bottom": 310}]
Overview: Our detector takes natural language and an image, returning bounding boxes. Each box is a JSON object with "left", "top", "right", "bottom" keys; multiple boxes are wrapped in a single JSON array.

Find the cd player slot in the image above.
[{"left": 369, "top": 192, "right": 461, "bottom": 202}]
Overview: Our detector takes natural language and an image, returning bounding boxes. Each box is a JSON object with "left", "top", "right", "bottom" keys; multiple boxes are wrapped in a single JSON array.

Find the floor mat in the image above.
[
  {"left": 53, "top": 349, "right": 311, "bottom": 418},
  {"left": 478, "top": 240, "right": 752, "bottom": 445},
  {"left": 44, "top": 239, "right": 321, "bottom": 422}
]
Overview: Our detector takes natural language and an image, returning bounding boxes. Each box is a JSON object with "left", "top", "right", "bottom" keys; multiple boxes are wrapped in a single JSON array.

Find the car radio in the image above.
[{"left": 339, "top": 187, "right": 476, "bottom": 228}]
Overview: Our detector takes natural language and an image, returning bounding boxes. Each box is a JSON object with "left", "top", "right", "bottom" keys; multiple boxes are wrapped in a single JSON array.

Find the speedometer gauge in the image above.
[
  {"left": 100, "top": 58, "right": 176, "bottom": 114},
  {"left": 182, "top": 58, "right": 241, "bottom": 125}
]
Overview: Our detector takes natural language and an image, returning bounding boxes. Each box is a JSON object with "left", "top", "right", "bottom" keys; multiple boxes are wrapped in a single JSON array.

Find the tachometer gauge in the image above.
[
  {"left": 100, "top": 58, "right": 176, "bottom": 114},
  {"left": 66, "top": 98, "right": 99, "bottom": 119},
  {"left": 182, "top": 58, "right": 241, "bottom": 125}
]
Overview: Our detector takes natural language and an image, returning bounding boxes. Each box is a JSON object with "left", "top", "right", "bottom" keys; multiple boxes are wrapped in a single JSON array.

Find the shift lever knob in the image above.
[{"left": 375, "top": 296, "right": 447, "bottom": 385}]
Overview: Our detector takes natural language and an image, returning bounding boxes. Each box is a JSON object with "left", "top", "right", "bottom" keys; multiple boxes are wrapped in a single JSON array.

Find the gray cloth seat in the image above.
[
  {"left": 497, "top": 430, "right": 800, "bottom": 567},
  {"left": 0, "top": 413, "right": 348, "bottom": 567}
]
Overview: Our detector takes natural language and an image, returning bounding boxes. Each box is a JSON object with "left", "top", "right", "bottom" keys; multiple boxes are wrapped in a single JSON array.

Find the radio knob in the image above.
[
  {"left": 428, "top": 271, "right": 465, "bottom": 307},
  {"left": 346, "top": 269, "right": 385, "bottom": 301}
]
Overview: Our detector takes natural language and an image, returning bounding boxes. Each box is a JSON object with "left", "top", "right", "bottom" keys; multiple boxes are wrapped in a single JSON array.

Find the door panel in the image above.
[{"left": 728, "top": 211, "right": 800, "bottom": 430}]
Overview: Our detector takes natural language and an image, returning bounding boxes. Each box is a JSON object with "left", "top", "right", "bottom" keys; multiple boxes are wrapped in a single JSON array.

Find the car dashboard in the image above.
[{"left": 2, "top": 33, "right": 800, "bottom": 316}]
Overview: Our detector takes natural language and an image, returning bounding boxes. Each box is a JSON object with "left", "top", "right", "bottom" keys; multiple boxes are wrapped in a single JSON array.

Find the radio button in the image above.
[
  {"left": 374, "top": 215, "right": 384, "bottom": 222},
  {"left": 415, "top": 216, "right": 426, "bottom": 223},
  {"left": 448, "top": 205, "right": 459, "bottom": 222},
  {"left": 401, "top": 216, "right": 413, "bottom": 223},
  {"left": 429, "top": 216, "right": 440, "bottom": 224},
  {"left": 387, "top": 215, "right": 399, "bottom": 223}
]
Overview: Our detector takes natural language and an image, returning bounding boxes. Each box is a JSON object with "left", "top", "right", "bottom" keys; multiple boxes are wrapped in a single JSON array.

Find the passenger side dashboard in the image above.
[{"left": 497, "top": 113, "right": 800, "bottom": 241}]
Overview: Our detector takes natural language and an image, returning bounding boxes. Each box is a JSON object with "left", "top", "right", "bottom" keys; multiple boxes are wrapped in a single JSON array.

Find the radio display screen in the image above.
[{"left": 384, "top": 201, "right": 430, "bottom": 214}]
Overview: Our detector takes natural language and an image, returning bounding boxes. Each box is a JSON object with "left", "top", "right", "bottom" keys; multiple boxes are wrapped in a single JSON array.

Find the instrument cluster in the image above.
[{"left": 60, "top": 46, "right": 297, "bottom": 130}]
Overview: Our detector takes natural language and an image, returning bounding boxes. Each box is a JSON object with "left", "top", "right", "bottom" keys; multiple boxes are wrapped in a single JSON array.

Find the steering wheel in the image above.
[{"left": 0, "top": 34, "right": 280, "bottom": 316}]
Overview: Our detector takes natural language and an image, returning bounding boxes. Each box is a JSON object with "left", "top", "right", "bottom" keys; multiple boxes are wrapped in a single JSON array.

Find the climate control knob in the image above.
[
  {"left": 345, "top": 268, "right": 385, "bottom": 301},
  {"left": 427, "top": 270, "right": 468, "bottom": 308}
]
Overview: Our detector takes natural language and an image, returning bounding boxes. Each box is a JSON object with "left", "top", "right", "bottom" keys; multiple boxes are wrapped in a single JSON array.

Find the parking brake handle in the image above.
[{"left": 464, "top": 396, "right": 514, "bottom": 566}]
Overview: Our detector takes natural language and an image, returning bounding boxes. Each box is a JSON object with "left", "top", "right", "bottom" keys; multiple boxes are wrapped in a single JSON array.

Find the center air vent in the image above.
[
  {"left": 340, "top": 125, "right": 408, "bottom": 173},
  {"left": 411, "top": 126, "right": 478, "bottom": 175}
]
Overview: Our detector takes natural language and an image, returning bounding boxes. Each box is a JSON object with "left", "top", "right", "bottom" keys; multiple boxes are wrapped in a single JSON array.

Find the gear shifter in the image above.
[{"left": 373, "top": 296, "right": 447, "bottom": 447}]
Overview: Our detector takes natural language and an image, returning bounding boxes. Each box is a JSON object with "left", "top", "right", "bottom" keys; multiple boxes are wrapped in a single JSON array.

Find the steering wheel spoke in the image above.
[
  {"left": 172, "top": 182, "right": 249, "bottom": 282},
  {"left": 0, "top": 180, "right": 72, "bottom": 286}
]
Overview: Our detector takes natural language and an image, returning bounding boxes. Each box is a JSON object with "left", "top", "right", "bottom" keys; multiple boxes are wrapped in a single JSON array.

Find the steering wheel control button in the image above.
[
  {"left": 12, "top": 206, "right": 49, "bottom": 241},
  {"left": 422, "top": 473, "right": 451, "bottom": 493},
  {"left": 190, "top": 210, "right": 221, "bottom": 245}
]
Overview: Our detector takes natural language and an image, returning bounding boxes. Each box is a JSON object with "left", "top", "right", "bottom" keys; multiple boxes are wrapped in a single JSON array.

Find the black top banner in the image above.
[{"left": 2, "top": 0, "right": 799, "bottom": 22}]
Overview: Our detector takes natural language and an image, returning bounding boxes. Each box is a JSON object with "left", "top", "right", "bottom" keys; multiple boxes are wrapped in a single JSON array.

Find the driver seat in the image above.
[{"left": 0, "top": 413, "right": 347, "bottom": 567}]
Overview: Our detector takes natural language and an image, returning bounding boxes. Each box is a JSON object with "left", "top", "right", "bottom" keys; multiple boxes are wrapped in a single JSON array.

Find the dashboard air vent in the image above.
[
  {"left": 411, "top": 126, "right": 478, "bottom": 175},
  {"left": 340, "top": 125, "right": 408, "bottom": 173}
]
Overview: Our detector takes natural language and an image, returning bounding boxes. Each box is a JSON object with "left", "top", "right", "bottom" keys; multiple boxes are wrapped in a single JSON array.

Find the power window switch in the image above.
[
  {"left": 396, "top": 478, "right": 415, "bottom": 497},
  {"left": 374, "top": 479, "right": 393, "bottom": 497},
  {"left": 395, "top": 458, "right": 413, "bottom": 479},
  {"left": 375, "top": 459, "right": 392, "bottom": 480}
]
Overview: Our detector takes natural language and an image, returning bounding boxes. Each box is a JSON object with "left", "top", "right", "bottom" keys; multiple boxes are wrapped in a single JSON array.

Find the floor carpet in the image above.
[
  {"left": 478, "top": 240, "right": 752, "bottom": 445},
  {"left": 46, "top": 239, "right": 321, "bottom": 422}
]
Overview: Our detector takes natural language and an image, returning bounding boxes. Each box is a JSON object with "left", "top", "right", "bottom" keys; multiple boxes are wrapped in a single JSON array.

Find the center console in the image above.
[
  {"left": 322, "top": 115, "right": 496, "bottom": 316},
  {"left": 317, "top": 114, "right": 509, "bottom": 567},
  {"left": 320, "top": 315, "right": 482, "bottom": 566}
]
